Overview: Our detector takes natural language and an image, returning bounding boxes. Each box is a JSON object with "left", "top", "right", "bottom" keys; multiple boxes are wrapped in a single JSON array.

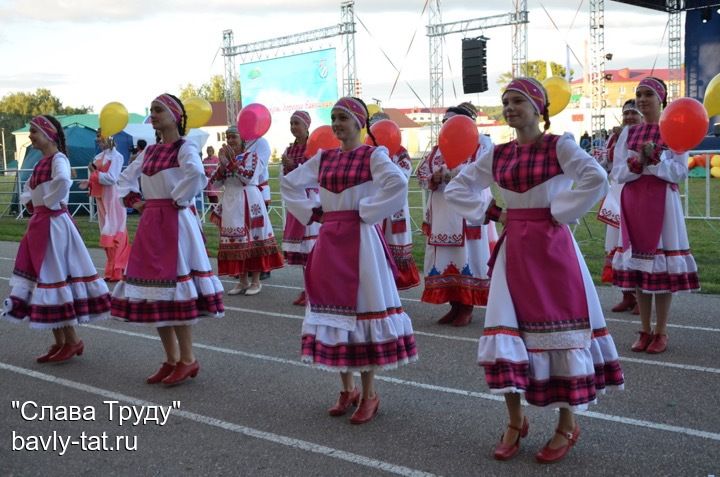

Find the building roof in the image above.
[
  {"left": 13, "top": 113, "right": 146, "bottom": 134},
  {"left": 380, "top": 108, "right": 421, "bottom": 128},
  {"left": 571, "top": 67, "right": 685, "bottom": 84}
]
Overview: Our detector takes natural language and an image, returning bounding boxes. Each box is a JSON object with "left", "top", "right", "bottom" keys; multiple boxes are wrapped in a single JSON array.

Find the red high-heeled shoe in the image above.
[
  {"left": 36, "top": 344, "right": 63, "bottom": 363},
  {"left": 47, "top": 341, "right": 84, "bottom": 362},
  {"left": 493, "top": 416, "right": 529, "bottom": 461},
  {"left": 161, "top": 361, "right": 199, "bottom": 386},
  {"left": 350, "top": 394, "right": 380, "bottom": 424},
  {"left": 146, "top": 362, "right": 176, "bottom": 384},
  {"left": 328, "top": 388, "right": 360, "bottom": 416},
  {"left": 292, "top": 291, "right": 306, "bottom": 306},
  {"left": 437, "top": 303, "right": 459, "bottom": 325},
  {"left": 535, "top": 423, "right": 580, "bottom": 464}
]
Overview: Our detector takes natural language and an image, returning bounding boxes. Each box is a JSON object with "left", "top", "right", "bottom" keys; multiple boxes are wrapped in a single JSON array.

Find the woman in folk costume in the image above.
[
  {"left": 212, "top": 126, "right": 284, "bottom": 296},
  {"left": 82, "top": 130, "right": 131, "bottom": 282},
  {"left": 2, "top": 115, "right": 111, "bottom": 362},
  {"left": 369, "top": 112, "right": 420, "bottom": 290},
  {"left": 111, "top": 94, "right": 224, "bottom": 386},
  {"left": 281, "top": 110, "right": 320, "bottom": 305},
  {"left": 281, "top": 97, "right": 418, "bottom": 425},
  {"left": 445, "top": 78, "right": 624, "bottom": 463},
  {"left": 611, "top": 77, "right": 699, "bottom": 354},
  {"left": 417, "top": 103, "right": 494, "bottom": 327},
  {"left": 598, "top": 100, "right": 643, "bottom": 314}
]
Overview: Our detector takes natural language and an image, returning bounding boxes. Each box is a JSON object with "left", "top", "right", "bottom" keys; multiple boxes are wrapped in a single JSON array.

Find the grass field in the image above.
[{"left": 1, "top": 163, "right": 718, "bottom": 294}]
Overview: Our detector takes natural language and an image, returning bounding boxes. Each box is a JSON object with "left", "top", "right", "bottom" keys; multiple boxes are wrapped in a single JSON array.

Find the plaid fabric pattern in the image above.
[
  {"left": 483, "top": 360, "right": 530, "bottom": 390},
  {"left": 301, "top": 333, "right": 417, "bottom": 369},
  {"left": 524, "top": 373, "right": 597, "bottom": 407},
  {"left": 4, "top": 296, "right": 30, "bottom": 320},
  {"left": 626, "top": 124, "right": 666, "bottom": 165},
  {"left": 111, "top": 291, "right": 224, "bottom": 323},
  {"left": 27, "top": 294, "right": 111, "bottom": 324},
  {"left": 142, "top": 139, "right": 185, "bottom": 177},
  {"left": 282, "top": 142, "right": 308, "bottom": 175},
  {"left": 28, "top": 155, "right": 54, "bottom": 189},
  {"left": 122, "top": 191, "right": 143, "bottom": 208},
  {"left": 594, "top": 360, "right": 625, "bottom": 390},
  {"left": 613, "top": 268, "right": 700, "bottom": 292},
  {"left": 493, "top": 134, "right": 563, "bottom": 193},
  {"left": 319, "top": 145, "right": 374, "bottom": 194}
]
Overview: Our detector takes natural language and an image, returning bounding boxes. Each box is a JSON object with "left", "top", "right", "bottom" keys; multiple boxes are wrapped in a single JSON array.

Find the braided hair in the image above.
[
  {"left": 43, "top": 115, "right": 68, "bottom": 156},
  {"left": 542, "top": 104, "right": 551, "bottom": 132},
  {"left": 154, "top": 94, "right": 188, "bottom": 143},
  {"left": 352, "top": 96, "right": 378, "bottom": 146}
]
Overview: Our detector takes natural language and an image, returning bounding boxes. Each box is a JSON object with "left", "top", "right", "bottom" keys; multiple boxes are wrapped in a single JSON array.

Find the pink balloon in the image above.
[{"left": 237, "top": 103, "right": 272, "bottom": 140}]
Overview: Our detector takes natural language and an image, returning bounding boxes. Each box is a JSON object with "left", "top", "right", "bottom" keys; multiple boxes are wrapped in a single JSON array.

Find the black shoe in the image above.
[{"left": 259, "top": 271, "right": 271, "bottom": 281}]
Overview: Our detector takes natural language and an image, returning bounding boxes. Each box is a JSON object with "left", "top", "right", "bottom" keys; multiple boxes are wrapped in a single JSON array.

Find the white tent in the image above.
[{"left": 123, "top": 124, "right": 209, "bottom": 153}]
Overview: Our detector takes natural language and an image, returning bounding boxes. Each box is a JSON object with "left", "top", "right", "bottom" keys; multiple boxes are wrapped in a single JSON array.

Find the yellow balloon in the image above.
[
  {"left": 711, "top": 166, "right": 720, "bottom": 179},
  {"left": 703, "top": 73, "right": 720, "bottom": 117},
  {"left": 367, "top": 103, "right": 382, "bottom": 117},
  {"left": 185, "top": 97, "right": 213, "bottom": 129},
  {"left": 99, "top": 102, "right": 128, "bottom": 137},
  {"left": 542, "top": 76, "right": 572, "bottom": 117},
  {"left": 711, "top": 154, "right": 720, "bottom": 168},
  {"left": 360, "top": 127, "right": 368, "bottom": 143}
]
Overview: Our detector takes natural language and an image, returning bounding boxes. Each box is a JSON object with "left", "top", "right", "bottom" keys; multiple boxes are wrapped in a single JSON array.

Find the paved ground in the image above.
[{"left": 0, "top": 240, "right": 718, "bottom": 476}]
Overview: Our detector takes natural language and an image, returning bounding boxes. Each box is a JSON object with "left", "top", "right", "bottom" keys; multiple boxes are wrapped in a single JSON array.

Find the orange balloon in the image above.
[
  {"left": 694, "top": 154, "right": 707, "bottom": 168},
  {"left": 305, "top": 125, "right": 340, "bottom": 158},
  {"left": 438, "top": 115, "right": 479, "bottom": 169},
  {"left": 365, "top": 119, "right": 402, "bottom": 156},
  {"left": 659, "top": 98, "right": 709, "bottom": 152}
]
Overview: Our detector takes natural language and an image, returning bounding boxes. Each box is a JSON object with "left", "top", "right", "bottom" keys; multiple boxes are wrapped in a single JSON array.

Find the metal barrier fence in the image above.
[{"left": 1, "top": 151, "right": 717, "bottom": 225}]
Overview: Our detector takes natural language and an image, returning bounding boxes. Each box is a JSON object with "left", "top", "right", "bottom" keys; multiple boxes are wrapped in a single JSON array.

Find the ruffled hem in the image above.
[
  {"left": 283, "top": 251, "right": 308, "bottom": 266},
  {"left": 110, "top": 292, "right": 225, "bottom": 326},
  {"left": 218, "top": 253, "right": 285, "bottom": 275},
  {"left": 421, "top": 282, "right": 489, "bottom": 306},
  {"left": 301, "top": 334, "right": 418, "bottom": 371},
  {"left": 478, "top": 331, "right": 624, "bottom": 409},
  {"left": 613, "top": 269, "right": 700, "bottom": 294},
  {"left": 395, "top": 261, "right": 420, "bottom": 290}
]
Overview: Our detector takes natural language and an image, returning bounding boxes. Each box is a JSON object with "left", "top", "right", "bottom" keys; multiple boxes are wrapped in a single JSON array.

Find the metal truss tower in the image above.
[
  {"left": 222, "top": 2, "right": 356, "bottom": 120},
  {"left": 667, "top": 0, "right": 682, "bottom": 101},
  {"left": 589, "top": 0, "right": 606, "bottom": 154},
  {"left": 426, "top": 1, "right": 529, "bottom": 145}
]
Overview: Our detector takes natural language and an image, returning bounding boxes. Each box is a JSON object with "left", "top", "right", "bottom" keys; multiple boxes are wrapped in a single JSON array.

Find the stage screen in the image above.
[
  {"left": 239, "top": 48, "right": 338, "bottom": 153},
  {"left": 685, "top": 9, "right": 720, "bottom": 108}
]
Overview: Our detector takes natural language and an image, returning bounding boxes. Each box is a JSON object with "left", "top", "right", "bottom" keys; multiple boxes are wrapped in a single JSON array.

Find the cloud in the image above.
[{"left": 0, "top": 72, "right": 68, "bottom": 91}]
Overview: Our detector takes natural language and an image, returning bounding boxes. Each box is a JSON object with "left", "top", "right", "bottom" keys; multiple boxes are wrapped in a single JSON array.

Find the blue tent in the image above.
[{"left": 16, "top": 125, "right": 100, "bottom": 215}]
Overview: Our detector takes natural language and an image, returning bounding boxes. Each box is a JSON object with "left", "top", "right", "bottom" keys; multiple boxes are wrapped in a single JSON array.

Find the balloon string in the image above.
[
  {"left": 389, "top": 0, "right": 430, "bottom": 101},
  {"left": 650, "top": 17, "right": 670, "bottom": 75},
  {"left": 537, "top": 0, "right": 583, "bottom": 74}
]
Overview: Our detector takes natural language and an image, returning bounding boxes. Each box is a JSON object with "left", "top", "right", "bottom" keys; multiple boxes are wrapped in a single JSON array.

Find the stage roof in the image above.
[{"left": 612, "top": 1, "right": 720, "bottom": 12}]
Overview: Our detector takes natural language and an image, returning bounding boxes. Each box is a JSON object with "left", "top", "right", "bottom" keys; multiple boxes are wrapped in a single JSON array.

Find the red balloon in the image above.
[
  {"left": 237, "top": 103, "right": 272, "bottom": 141},
  {"left": 438, "top": 115, "right": 479, "bottom": 169},
  {"left": 365, "top": 119, "right": 402, "bottom": 156},
  {"left": 305, "top": 125, "right": 341, "bottom": 158},
  {"left": 659, "top": 98, "right": 709, "bottom": 152}
]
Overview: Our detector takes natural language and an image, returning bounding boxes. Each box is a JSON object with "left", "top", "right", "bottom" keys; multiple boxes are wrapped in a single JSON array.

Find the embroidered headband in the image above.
[
  {"left": 503, "top": 78, "right": 547, "bottom": 115},
  {"left": 636, "top": 77, "right": 667, "bottom": 103},
  {"left": 333, "top": 97, "right": 367, "bottom": 130},
  {"left": 153, "top": 94, "right": 184, "bottom": 124},
  {"left": 226, "top": 125, "right": 239, "bottom": 135},
  {"left": 30, "top": 116, "right": 59, "bottom": 144},
  {"left": 291, "top": 110, "right": 311, "bottom": 129}
]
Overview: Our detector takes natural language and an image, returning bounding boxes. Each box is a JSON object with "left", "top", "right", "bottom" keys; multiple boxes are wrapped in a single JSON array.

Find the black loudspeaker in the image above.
[{"left": 462, "top": 37, "right": 488, "bottom": 94}]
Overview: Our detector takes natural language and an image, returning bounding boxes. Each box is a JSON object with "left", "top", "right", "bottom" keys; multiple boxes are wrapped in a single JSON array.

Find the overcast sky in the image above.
[{"left": 0, "top": 0, "right": 673, "bottom": 113}]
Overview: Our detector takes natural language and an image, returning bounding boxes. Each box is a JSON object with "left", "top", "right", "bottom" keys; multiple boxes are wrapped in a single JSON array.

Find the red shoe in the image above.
[
  {"left": 350, "top": 394, "right": 380, "bottom": 424},
  {"left": 535, "top": 423, "right": 580, "bottom": 464},
  {"left": 611, "top": 292, "right": 636, "bottom": 312},
  {"left": 146, "top": 362, "right": 176, "bottom": 384},
  {"left": 328, "top": 388, "right": 360, "bottom": 417},
  {"left": 162, "top": 361, "right": 199, "bottom": 386},
  {"left": 437, "top": 304, "right": 459, "bottom": 325},
  {"left": 292, "top": 291, "right": 306, "bottom": 306},
  {"left": 646, "top": 334, "right": 668, "bottom": 354},
  {"left": 493, "top": 416, "right": 529, "bottom": 461},
  {"left": 631, "top": 331, "right": 654, "bottom": 352},
  {"left": 36, "top": 344, "right": 63, "bottom": 363},
  {"left": 452, "top": 305, "right": 473, "bottom": 327},
  {"left": 47, "top": 341, "right": 84, "bottom": 362}
]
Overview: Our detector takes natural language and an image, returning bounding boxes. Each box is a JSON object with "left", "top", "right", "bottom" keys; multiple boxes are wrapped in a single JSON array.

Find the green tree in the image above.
[
  {"left": 179, "top": 75, "right": 241, "bottom": 103},
  {"left": 496, "top": 60, "right": 573, "bottom": 86},
  {"left": 0, "top": 89, "right": 92, "bottom": 164}
]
